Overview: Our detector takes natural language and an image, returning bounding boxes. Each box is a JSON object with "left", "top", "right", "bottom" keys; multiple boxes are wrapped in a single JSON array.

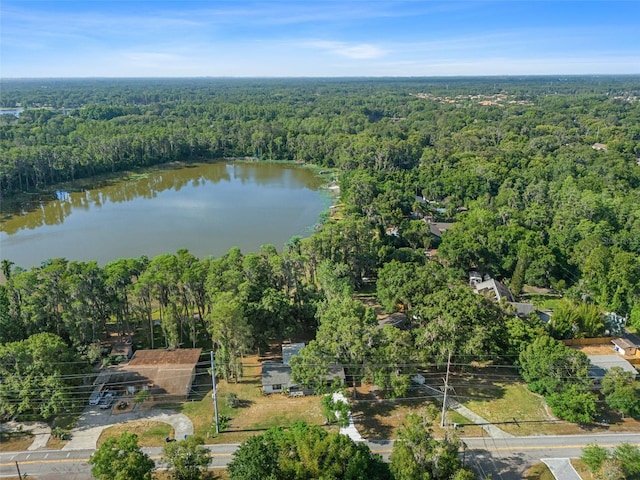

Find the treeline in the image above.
[{"left": 1, "top": 77, "right": 639, "bottom": 198}]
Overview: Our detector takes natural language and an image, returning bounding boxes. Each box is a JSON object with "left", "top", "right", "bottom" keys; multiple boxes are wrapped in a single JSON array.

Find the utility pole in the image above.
[
  {"left": 15, "top": 462, "right": 22, "bottom": 480},
  {"left": 440, "top": 351, "right": 452, "bottom": 428},
  {"left": 210, "top": 351, "right": 220, "bottom": 434}
]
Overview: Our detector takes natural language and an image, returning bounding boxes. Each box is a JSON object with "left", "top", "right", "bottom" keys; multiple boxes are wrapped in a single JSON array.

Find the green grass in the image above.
[
  {"left": 98, "top": 420, "right": 173, "bottom": 447},
  {"left": 525, "top": 462, "right": 556, "bottom": 480}
]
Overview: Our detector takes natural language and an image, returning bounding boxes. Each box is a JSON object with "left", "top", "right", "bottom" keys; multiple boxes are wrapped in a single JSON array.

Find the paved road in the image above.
[{"left": 2, "top": 433, "right": 639, "bottom": 479}]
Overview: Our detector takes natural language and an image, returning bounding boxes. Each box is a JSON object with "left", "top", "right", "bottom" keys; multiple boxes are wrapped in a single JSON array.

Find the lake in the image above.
[{"left": 0, "top": 162, "right": 333, "bottom": 270}]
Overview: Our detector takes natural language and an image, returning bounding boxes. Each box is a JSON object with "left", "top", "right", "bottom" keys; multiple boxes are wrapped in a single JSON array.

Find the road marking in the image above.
[
  {"left": 0, "top": 453, "right": 234, "bottom": 468},
  {"left": 44, "top": 453, "right": 49, "bottom": 459},
  {"left": 66, "top": 452, "right": 71, "bottom": 457}
]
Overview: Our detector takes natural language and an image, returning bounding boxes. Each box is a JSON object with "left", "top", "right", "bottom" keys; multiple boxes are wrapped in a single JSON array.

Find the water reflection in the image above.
[{"left": 0, "top": 161, "right": 330, "bottom": 269}]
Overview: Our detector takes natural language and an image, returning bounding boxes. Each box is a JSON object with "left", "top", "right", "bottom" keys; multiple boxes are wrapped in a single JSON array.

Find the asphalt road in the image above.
[{"left": 2, "top": 433, "right": 639, "bottom": 479}]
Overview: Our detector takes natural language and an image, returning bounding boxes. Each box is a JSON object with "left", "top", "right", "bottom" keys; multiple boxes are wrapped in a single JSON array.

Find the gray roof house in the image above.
[
  {"left": 261, "top": 360, "right": 345, "bottom": 396},
  {"left": 474, "top": 278, "right": 515, "bottom": 302},
  {"left": 588, "top": 355, "right": 638, "bottom": 386},
  {"left": 262, "top": 362, "right": 296, "bottom": 394}
]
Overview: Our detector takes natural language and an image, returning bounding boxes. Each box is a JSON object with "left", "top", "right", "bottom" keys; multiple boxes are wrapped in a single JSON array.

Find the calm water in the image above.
[{"left": 0, "top": 162, "right": 332, "bottom": 270}]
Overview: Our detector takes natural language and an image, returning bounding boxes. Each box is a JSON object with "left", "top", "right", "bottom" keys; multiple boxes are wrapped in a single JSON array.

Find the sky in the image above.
[{"left": 1, "top": 0, "right": 639, "bottom": 78}]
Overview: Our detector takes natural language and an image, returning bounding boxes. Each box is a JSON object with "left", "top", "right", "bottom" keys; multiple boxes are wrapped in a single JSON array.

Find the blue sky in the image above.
[{"left": 1, "top": 1, "right": 638, "bottom": 77}]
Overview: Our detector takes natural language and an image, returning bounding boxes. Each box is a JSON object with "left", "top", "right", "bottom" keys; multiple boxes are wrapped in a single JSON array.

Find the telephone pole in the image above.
[
  {"left": 210, "top": 351, "right": 220, "bottom": 434},
  {"left": 440, "top": 351, "right": 452, "bottom": 428}
]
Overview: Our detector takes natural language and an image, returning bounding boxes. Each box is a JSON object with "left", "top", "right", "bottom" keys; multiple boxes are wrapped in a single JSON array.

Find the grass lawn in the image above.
[
  {"left": 179, "top": 355, "right": 331, "bottom": 444},
  {"left": 460, "top": 378, "right": 640, "bottom": 436},
  {"left": 0, "top": 432, "right": 33, "bottom": 452},
  {"left": 97, "top": 420, "right": 173, "bottom": 447},
  {"left": 525, "top": 462, "right": 556, "bottom": 480},
  {"left": 572, "top": 459, "right": 595, "bottom": 479}
]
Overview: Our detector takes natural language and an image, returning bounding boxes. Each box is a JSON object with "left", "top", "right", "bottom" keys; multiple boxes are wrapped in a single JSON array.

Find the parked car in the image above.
[{"left": 99, "top": 396, "right": 114, "bottom": 410}]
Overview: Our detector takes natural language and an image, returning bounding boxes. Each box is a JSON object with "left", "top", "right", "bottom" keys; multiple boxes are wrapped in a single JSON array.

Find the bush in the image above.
[
  {"left": 582, "top": 444, "right": 609, "bottom": 473},
  {"left": 225, "top": 393, "right": 239, "bottom": 408}
]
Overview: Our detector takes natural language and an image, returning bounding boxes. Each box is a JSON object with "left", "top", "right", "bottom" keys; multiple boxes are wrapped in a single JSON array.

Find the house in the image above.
[
  {"left": 588, "top": 355, "right": 638, "bottom": 386},
  {"left": 262, "top": 362, "right": 296, "bottom": 394},
  {"left": 474, "top": 278, "right": 515, "bottom": 302},
  {"left": 261, "top": 361, "right": 345, "bottom": 395},
  {"left": 427, "top": 221, "right": 453, "bottom": 241},
  {"left": 612, "top": 338, "right": 638, "bottom": 356},
  {"left": 469, "top": 271, "right": 483, "bottom": 286},
  {"left": 107, "top": 348, "right": 202, "bottom": 401}
]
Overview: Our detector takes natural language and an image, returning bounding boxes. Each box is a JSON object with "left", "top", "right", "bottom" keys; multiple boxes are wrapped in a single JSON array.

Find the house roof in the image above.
[
  {"left": 474, "top": 278, "right": 515, "bottom": 302},
  {"left": 128, "top": 348, "right": 202, "bottom": 366},
  {"left": 509, "top": 302, "right": 536, "bottom": 317},
  {"left": 261, "top": 361, "right": 345, "bottom": 387},
  {"left": 588, "top": 355, "right": 638, "bottom": 378},
  {"left": 326, "top": 364, "right": 346, "bottom": 381},
  {"left": 612, "top": 338, "right": 638, "bottom": 350},
  {"left": 110, "top": 348, "right": 203, "bottom": 397},
  {"left": 428, "top": 222, "right": 453, "bottom": 238},
  {"left": 282, "top": 343, "right": 305, "bottom": 365},
  {"left": 261, "top": 362, "right": 293, "bottom": 387}
]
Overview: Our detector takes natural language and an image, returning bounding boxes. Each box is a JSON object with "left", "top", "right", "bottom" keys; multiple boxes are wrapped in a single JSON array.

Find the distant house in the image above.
[
  {"left": 469, "top": 271, "right": 483, "bottom": 286},
  {"left": 612, "top": 338, "right": 638, "bottom": 356},
  {"left": 474, "top": 278, "right": 515, "bottom": 302},
  {"left": 427, "top": 221, "right": 453, "bottom": 241},
  {"left": 588, "top": 355, "right": 638, "bottom": 386}
]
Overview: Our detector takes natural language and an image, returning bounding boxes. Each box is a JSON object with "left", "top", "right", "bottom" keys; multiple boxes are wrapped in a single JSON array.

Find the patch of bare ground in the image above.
[{"left": 0, "top": 432, "right": 33, "bottom": 452}]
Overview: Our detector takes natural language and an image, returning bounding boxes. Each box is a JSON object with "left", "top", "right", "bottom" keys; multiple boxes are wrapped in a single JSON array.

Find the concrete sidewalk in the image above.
[
  {"left": 542, "top": 458, "right": 582, "bottom": 480},
  {"left": 0, "top": 421, "right": 51, "bottom": 450}
]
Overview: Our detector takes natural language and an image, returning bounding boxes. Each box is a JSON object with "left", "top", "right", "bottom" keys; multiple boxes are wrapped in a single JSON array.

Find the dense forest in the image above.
[{"left": 1, "top": 77, "right": 640, "bottom": 424}]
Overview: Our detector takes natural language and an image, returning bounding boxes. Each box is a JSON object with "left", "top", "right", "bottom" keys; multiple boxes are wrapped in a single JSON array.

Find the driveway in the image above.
[{"left": 62, "top": 403, "right": 193, "bottom": 450}]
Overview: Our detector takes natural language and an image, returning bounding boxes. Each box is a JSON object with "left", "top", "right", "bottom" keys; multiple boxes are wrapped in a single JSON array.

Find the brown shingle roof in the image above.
[{"left": 128, "top": 348, "right": 202, "bottom": 366}]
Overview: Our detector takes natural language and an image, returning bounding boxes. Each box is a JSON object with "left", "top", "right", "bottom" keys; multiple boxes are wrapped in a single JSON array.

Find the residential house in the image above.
[
  {"left": 261, "top": 344, "right": 345, "bottom": 396},
  {"left": 474, "top": 278, "right": 515, "bottom": 303},
  {"left": 612, "top": 338, "right": 638, "bottom": 356},
  {"left": 588, "top": 355, "right": 638, "bottom": 387},
  {"left": 105, "top": 348, "right": 202, "bottom": 401}
]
